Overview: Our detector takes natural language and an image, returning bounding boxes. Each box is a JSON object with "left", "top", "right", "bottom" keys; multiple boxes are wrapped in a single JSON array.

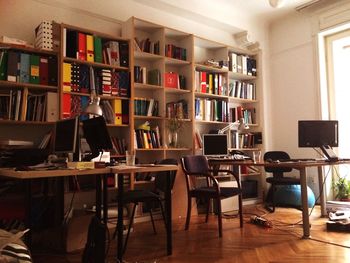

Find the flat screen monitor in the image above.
[
  {"left": 202, "top": 134, "right": 228, "bottom": 156},
  {"left": 54, "top": 117, "right": 79, "bottom": 154},
  {"left": 82, "top": 116, "right": 113, "bottom": 160},
  {"left": 298, "top": 120, "right": 338, "bottom": 148}
]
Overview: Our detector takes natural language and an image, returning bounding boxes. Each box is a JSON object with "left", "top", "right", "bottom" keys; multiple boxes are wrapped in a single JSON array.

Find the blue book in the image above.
[{"left": 19, "top": 53, "right": 30, "bottom": 83}]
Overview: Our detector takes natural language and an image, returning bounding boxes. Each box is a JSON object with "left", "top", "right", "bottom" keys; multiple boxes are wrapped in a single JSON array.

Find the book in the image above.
[
  {"left": 86, "top": 34, "right": 94, "bottom": 62},
  {"left": 46, "top": 92, "right": 58, "bottom": 122},
  {"left": 63, "top": 62, "right": 72, "bottom": 92},
  {"left": 66, "top": 30, "right": 77, "bottom": 58},
  {"left": 0, "top": 50, "right": 8, "bottom": 80},
  {"left": 119, "top": 41, "right": 129, "bottom": 67},
  {"left": 39, "top": 56, "right": 48, "bottom": 85},
  {"left": 77, "top": 32, "right": 86, "bottom": 60},
  {"left": 6, "top": 51, "right": 19, "bottom": 82},
  {"left": 94, "top": 36, "right": 103, "bottom": 63},
  {"left": 164, "top": 72, "right": 178, "bottom": 89},
  {"left": 114, "top": 99, "right": 122, "bottom": 125},
  {"left": 29, "top": 54, "right": 40, "bottom": 84},
  {"left": 48, "top": 55, "right": 58, "bottom": 86},
  {"left": 19, "top": 53, "right": 30, "bottom": 83}
]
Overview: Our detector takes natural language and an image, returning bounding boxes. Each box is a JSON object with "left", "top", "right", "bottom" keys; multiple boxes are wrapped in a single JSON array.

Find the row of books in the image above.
[
  {"left": 134, "top": 38, "right": 160, "bottom": 55},
  {"left": 63, "top": 94, "right": 129, "bottom": 125},
  {"left": 164, "top": 72, "right": 186, "bottom": 89},
  {"left": 110, "top": 136, "right": 127, "bottom": 156},
  {"left": 63, "top": 29, "right": 129, "bottom": 67},
  {"left": 228, "top": 106, "right": 256, "bottom": 124},
  {"left": 134, "top": 127, "right": 162, "bottom": 149},
  {"left": 134, "top": 98, "right": 159, "bottom": 117},
  {"left": 166, "top": 99, "right": 188, "bottom": 119},
  {"left": 0, "top": 90, "right": 58, "bottom": 122},
  {"left": 195, "top": 98, "right": 229, "bottom": 122},
  {"left": 165, "top": 44, "right": 186, "bottom": 61},
  {"left": 63, "top": 62, "right": 130, "bottom": 97},
  {"left": 228, "top": 81, "right": 256, "bottom": 100},
  {"left": 0, "top": 49, "right": 58, "bottom": 86},
  {"left": 230, "top": 132, "right": 257, "bottom": 149},
  {"left": 194, "top": 71, "right": 227, "bottom": 95},
  {"left": 229, "top": 53, "right": 257, "bottom": 76}
]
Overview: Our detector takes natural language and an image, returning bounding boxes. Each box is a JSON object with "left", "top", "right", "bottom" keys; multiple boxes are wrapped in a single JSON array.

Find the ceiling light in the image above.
[{"left": 269, "top": 0, "right": 285, "bottom": 8}]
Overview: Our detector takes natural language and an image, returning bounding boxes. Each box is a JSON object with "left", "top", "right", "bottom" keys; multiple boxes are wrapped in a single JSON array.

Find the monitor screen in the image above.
[
  {"left": 82, "top": 116, "right": 113, "bottom": 160},
  {"left": 298, "top": 120, "right": 338, "bottom": 148},
  {"left": 54, "top": 117, "right": 79, "bottom": 154},
  {"left": 202, "top": 134, "right": 228, "bottom": 156}
]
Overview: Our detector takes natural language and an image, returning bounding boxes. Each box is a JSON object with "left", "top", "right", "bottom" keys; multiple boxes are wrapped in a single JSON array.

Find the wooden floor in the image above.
[{"left": 32, "top": 205, "right": 350, "bottom": 263}]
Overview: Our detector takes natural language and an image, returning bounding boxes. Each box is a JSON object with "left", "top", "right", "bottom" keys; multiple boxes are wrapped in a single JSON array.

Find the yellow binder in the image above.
[
  {"left": 114, "top": 99, "right": 122, "bottom": 125},
  {"left": 63, "top": 63, "right": 71, "bottom": 92},
  {"left": 86, "top": 35, "right": 94, "bottom": 62}
]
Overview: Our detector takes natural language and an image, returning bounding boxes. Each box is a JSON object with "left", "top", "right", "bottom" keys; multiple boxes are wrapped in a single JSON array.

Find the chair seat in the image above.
[
  {"left": 190, "top": 186, "right": 241, "bottom": 198},
  {"left": 121, "top": 190, "right": 161, "bottom": 204},
  {"left": 266, "top": 177, "right": 300, "bottom": 185}
]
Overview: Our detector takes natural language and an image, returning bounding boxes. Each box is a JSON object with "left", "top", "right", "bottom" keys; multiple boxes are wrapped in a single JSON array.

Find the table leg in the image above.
[
  {"left": 165, "top": 170, "right": 172, "bottom": 255},
  {"left": 102, "top": 174, "right": 108, "bottom": 224},
  {"left": 96, "top": 175, "right": 102, "bottom": 220},
  {"left": 318, "top": 166, "right": 327, "bottom": 217},
  {"left": 117, "top": 173, "right": 124, "bottom": 262},
  {"left": 300, "top": 168, "right": 310, "bottom": 238}
]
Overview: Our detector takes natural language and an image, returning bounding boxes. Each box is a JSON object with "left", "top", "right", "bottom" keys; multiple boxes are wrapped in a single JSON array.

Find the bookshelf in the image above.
[
  {"left": 0, "top": 43, "right": 59, "bottom": 124},
  {"left": 59, "top": 23, "right": 132, "bottom": 159},
  {"left": 122, "top": 17, "right": 193, "bottom": 163}
]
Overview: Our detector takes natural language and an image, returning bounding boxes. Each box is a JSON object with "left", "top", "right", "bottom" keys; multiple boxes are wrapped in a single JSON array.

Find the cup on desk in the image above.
[
  {"left": 126, "top": 151, "right": 135, "bottom": 166},
  {"left": 253, "top": 151, "right": 261, "bottom": 163}
]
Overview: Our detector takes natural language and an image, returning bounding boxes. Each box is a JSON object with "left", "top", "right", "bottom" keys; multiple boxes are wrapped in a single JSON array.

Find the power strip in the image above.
[{"left": 250, "top": 216, "right": 272, "bottom": 228}]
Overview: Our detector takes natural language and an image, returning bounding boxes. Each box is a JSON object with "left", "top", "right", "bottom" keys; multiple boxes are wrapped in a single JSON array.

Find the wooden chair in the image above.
[
  {"left": 180, "top": 155, "right": 243, "bottom": 237},
  {"left": 264, "top": 151, "right": 300, "bottom": 212}
]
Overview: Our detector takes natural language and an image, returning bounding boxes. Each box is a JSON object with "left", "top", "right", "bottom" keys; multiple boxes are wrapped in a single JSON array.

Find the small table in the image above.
[{"left": 208, "top": 158, "right": 350, "bottom": 238}]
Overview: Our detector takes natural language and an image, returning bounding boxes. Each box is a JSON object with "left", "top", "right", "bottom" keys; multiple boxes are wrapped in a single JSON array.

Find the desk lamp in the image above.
[
  {"left": 218, "top": 118, "right": 249, "bottom": 134},
  {"left": 83, "top": 66, "right": 103, "bottom": 117}
]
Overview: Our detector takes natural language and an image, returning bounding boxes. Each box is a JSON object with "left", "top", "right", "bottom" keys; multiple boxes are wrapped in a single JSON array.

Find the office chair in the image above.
[
  {"left": 180, "top": 155, "right": 243, "bottom": 237},
  {"left": 113, "top": 158, "right": 177, "bottom": 255},
  {"left": 264, "top": 151, "right": 300, "bottom": 212}
]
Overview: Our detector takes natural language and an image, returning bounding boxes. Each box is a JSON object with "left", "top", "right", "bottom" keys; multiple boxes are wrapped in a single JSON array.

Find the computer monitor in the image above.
[
  {"left": 82, "top": 116, "right": 113, "bottom": 161},
  {"left": 202, "top": 134, "right": 228, "bottom": 156},
  {"left": 53, "top": 117, "right": 79, "bottom": 154},
  {"left": 298, "top": 120, "right": 338, "bottom": 148}
]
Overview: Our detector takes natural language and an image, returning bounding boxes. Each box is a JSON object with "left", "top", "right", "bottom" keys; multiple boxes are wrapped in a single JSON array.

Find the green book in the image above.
[
  {"left": 94, "top": 36, "right": 103, "bottom": 63},
  {"left": 147, "top": 69, "right": 161, "bottom": 86},
  {"left": 29, "top": 54, "right": 40, "bottom": 84},
  {"left": 0, "top": 50, "right": 8, "bottom": 80}
]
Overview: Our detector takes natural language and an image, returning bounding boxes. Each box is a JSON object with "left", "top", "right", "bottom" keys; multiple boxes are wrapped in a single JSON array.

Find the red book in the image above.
[
  {"left": 39, "top": 57, "right": 48, "bottom": 85},
  {"left": 164, "top": 72, "right": 178, "bottom": 89},
  {"left": 62, "top": 93, "right": 71, "bottom": 119},
  {"left": 200, "top": 72, "right": 207, "bottom": 93},
  {"left": 77, "top": 32, "right": 86, "bottom": 60}
]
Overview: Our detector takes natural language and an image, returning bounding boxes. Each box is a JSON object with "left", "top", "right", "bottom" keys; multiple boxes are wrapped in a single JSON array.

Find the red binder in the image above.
[
  {"left": 62, "top": 93, "right": 71, "bottom": 119},
  {"left": 77, "top": 32, "right": 86, "bottom": 60},
  {"left": 39, "top": 57, "right": 48, "bottom": 85}
]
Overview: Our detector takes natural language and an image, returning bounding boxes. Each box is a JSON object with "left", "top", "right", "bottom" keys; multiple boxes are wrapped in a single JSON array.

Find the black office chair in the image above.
[
  {"left": 181, "top": 155, "right": 243, "bottom": 237},
  {"left": 113, "top": 158, "right": 178, "bottom": 255},
  {"left": 264, "top": 151, "right": 300, "bottom": 212}
]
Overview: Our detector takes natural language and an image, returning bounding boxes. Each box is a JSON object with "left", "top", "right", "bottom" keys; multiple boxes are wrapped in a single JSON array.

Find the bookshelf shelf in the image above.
[
  {"left": 195, "top": 64, "right": 228, "bottom": 73},
  {"left": 134, "top": 51, "right": 163, "bottom": 60},
  {"left": 166, "top": 147, "right": 191, "bottom": 151},
  {"left": 134, "top": 83, "right": 162, "bottom": 90},
  {"left": 136, "top": 148, "right": 165, "bottom": 151},
  {"left": 228, "top": 97, "right": 258, "bottom": 103},
  {"left": 165, "top": 57, "right": 191, "bottom": 65},
  {"left": 63, "top": 57, "right": 129, "bottom": 71},
  {"left": 0, "top": 80, "right": 58, "bottom": 90},
  {"left": 195, "top": 92, "right": 228, "bottom": 99},
  {"left": 228, "top": 71, "right": 256, "bottom": 80},
  {"left": 134, "top": 115, "right": 162, "bottom": 120},
  {"left": 0, "top": 120, "right": 54, "bottom": 125},
  {"left": 0, "top": 42, "right": 58, "bottom": 55},
  {"left": 165, "top": 88, "right": 191, "bottom": 94}
]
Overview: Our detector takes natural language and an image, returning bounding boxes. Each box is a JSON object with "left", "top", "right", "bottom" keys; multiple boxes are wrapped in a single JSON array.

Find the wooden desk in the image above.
[
  {"left": 0, "top": 164, "right": 178, "bottom": 262},
  {"left": 208, "top": 159, "right": 350, "bottom": 239}
]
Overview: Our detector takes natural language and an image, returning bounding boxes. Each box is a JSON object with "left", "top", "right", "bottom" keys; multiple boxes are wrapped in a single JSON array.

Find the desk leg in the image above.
[
  {"left": 165, "top": 170, "right": 172, "bottom": 255},
  {"left": 96, "top": 175, "right": 102, "bottom": 220},
  {"left": 300, "top": 168, "right": 310, "bottom": 238},
  {"left": 102, "top": 174, "right": 108, "bottom": 224},
  {"left": 318, "top": 166, "right": 327, "bottom": 217},
  {"left": 117, "top": 173, "right": 124, "bottom": 262}
]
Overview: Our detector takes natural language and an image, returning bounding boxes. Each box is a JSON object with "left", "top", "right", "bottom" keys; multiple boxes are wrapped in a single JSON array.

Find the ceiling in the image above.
[{"left": 132, "top": 0, "right": 317, "bottom": 34}]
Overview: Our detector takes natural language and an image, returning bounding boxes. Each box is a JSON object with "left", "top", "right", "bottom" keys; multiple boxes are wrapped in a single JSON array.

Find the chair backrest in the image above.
[
  {"left": 264, "top": 151, "right": 293, "bottom": 175},
  {"left": 154, "top": 158, "right": 178, "bottom": 193},
  {"left": 181, "top": 155, "right": 211, "bottom": 191},
  {"left": 181, "top": 155, "right": 210, "bottom": 175}
]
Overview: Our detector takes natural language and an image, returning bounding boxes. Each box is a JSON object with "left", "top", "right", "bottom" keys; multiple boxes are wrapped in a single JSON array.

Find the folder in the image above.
[
  {"left": 29, "top": 54, "right": 40, "bottom": 84},
  {"left": 86, "top": 34, "right": 94, "bottom": 62},
  {"left": 63, "top": 62, "right": 72, "bottom": 92},
  {"left": 19, "top": 53, "right": 30, "bottom": 83},
  {"left": 66, "top": 30, "right": 77, "bottom": 58},
  {"left": 94, "top": 36, "right": 102, "bottom": 63},
  {"left": 7, "top": 51, "right": 19, "bottom": 82},
  {"left": 121, "top": 100, "right": 129, "bottom": 125},
  {"left": 0, "top": 50, "right": 8, "bottom": 80},
  {"left": 114, "top": 99, "right": 122, "bottom": 125},
  {"left": 46, "top": 92, "right": 58, "bottom": 122},
  {"left": 62, "top": 93, "right": 71, "bottom": 119},
  {"left": 78, "top": 32, "right": 86, "bottom": 60},
  {"left": 119, "top": 42, "right": 129, "bottom": 67},
  {"left": 79, "top": 64, "right": 89, "bottom": 93},
  {"left": 39, "top": 57, "right": 48, "bottom": 85},
  {"left": 48, "top": 55, "right": 58, "bottom": 86},
  {"left": 71, "top": 63, "right": 80, "bottom": 92}
]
